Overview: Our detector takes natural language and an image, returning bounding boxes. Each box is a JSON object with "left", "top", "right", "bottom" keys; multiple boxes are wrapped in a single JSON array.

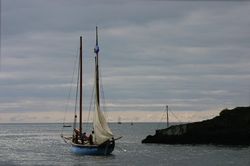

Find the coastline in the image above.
[{"left": 142, "top": 106, "right": 250, "bottom": 145}]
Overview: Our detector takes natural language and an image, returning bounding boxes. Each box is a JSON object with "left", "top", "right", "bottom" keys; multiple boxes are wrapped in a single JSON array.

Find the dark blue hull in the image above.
[{"left": 71, "top": 140, "right": 115, "bottom": 155}]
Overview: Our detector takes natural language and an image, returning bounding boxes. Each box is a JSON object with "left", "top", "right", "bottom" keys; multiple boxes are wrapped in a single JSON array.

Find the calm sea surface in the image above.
[{"left": 0, "top": 123, "right": 249, "bottom": 166}]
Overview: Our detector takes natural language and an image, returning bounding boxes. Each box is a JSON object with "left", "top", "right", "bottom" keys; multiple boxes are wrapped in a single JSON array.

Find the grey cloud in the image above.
[{"left": 1, "top": 0, "right": 250, "bottom": 118}]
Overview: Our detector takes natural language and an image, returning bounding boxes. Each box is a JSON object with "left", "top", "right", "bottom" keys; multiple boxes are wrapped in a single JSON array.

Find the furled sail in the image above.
[{"left": 93, "top": 104, "right": 113, "bottom": 144}]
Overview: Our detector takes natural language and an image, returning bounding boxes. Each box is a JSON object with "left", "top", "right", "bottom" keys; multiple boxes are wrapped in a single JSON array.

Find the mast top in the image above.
[
  {"left": 94, "top": 26, "right": 99, "bottom": 54},
  {"left": 96, "top": 26, "right": 98, "bottom": 46}
]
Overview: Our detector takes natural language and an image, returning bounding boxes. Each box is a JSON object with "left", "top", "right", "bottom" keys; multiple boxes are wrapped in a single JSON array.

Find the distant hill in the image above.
[{"left": 142, "top": 106, "right": 250, "bottom": 145}]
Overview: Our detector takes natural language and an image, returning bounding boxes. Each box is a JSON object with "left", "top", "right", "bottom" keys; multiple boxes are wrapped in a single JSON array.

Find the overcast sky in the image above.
[{"left": 1, "top": 0, "right": 250, "bottom": 123}]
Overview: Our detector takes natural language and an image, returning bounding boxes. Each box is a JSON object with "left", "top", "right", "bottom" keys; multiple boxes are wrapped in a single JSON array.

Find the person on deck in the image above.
[
  {"left": 82, "top": 132, "right": 88, "bottom": 144},
  {"left": 74, "top": 128, "right": 81, "bottom": 144},
  {"left": 89, "top": 131, "right": 95, "bottom": 145}
]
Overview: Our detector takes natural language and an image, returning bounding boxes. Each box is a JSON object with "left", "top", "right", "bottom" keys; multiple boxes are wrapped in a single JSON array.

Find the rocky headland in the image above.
[{"left": 142, "top": 106, "right": 250, "bottom": 145}]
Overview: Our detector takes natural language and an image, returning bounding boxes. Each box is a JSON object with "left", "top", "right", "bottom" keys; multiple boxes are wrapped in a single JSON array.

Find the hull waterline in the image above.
[{"left": 71, "top": 140, "right": 115, "bottom": 155}]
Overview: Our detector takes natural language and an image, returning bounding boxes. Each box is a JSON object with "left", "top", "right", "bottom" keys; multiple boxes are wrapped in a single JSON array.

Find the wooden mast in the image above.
[
  {"left": 94, "top": 26, "right": 100, "bottom": 108},
  {"left": 79, "top": 36, "right": 83, "bottom": 138}
]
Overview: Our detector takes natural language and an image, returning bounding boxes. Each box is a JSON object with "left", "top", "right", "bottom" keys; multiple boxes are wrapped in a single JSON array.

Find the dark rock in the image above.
[{"left": 142, "top": 106, "right": 250, "bottom": 145}]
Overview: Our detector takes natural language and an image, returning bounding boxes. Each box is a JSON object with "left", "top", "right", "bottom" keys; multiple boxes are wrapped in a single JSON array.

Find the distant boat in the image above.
[
  {"left": 63, "top": 124, "right": 72, "bottom": 128},
  {"left": 118, "top": 116, "right": 122, "bottom": 124},
  {"left": 61, "top": 27, "right": 115, "bottom": 155},
  {"left": 157, "top": 105, "right": 170, "bottom": 129}
]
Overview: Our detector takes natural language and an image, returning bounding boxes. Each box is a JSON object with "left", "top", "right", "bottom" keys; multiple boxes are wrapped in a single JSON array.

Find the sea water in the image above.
[{"left": 0, "top": 123, "right": 249, "bottom": 166}]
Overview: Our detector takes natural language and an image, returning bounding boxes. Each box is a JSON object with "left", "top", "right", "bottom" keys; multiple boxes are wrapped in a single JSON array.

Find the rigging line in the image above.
[
  {"left": 96, "top": 57, "right": 108, "bottom": 118},
  {"left": 73, "top": 55, "right": 80, "bottom": 135},
  {"left": 169, "top": 108, "right": 181, "bottom": 123},
  {"left": 61, "top": 48, "right": 79, "bottom": 135},
  {"left": 99, "top": 67, "right": 107, "bottom": 115},
  {"left": 94, "top": 97, "right": 96, "bottom": 126},
  {"left": 86, "top": 77, "right": 95, "bottom": 131},
  {"left": 85, "top": 57, "right": 96, "bottom": 131},
  {"left": 157, "top": 106, "right": 168, "bottom": 129}
]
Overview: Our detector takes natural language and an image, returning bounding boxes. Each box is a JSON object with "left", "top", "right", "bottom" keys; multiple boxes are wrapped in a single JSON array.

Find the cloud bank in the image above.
[{"left": 1, "top": 0, "right": 250, "bottom": 122}]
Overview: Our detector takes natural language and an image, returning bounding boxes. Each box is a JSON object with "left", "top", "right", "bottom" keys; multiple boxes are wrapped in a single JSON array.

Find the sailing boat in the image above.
[
  {"left": 62, "top": 27, "right": 115, "bottom": 155},
  {"left": 157, "top": 105, "right": 170, "bottom": 130},
  {"left": 117, "top": 116, "right": 122, "bottom": 124}
]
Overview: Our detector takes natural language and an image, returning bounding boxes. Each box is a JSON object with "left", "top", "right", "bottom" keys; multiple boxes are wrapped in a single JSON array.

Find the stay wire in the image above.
[
  {"left": 100, "top": 70, "right": 105, "bottom": 111},
  {"left": 61, "top": 48, "right": 79, "bottom": 136},
  {"left": 169, "top": 108, "right": 182, "bottom": 123},
  {"left": 86, "top": 72, "right": 95, "bottom": 131},
  {"left": 99, "top": 61, "right": 108, "bottom": 117},
  {"left": 157, "top": 106, "right": 182, "bottom": 129},
  {"left": 73, "top": 56, "right": 80, "bottom": 133},
  {"left": 157, "top": 106, "right": 168, "bottom": 129}
]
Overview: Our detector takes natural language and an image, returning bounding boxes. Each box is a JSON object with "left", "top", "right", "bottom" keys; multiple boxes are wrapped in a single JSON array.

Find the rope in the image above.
[
  {"left": 169, "top": 108, "right": 182, "bottom": 123},
  {"left": 100, "top": 72, "right": 105, "bottom": 111},
  {"left": 73, "top": 58, "right": 80, "bottom": 133},
  {"left": 61, "top": 48, "right": 79, "bottom": 136},
  {"left": 99, "top": 66, "right": 108, "bottom": 117},
  {"left": 157, "top": 106, "right": 182, "bottom": 129},
  {"left": 85, "top": 79, "right": 95, "bottom": 131},
  {"left": 157, "top": 106, "right": 168, "bottom": 129}
]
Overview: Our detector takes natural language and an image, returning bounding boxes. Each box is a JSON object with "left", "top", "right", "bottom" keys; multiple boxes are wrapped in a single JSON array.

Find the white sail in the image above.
[
  {"left": 93, "top": 105, "right": 113, "bottom": 144},
  {"left": 92, "top": 26, "right": 113, "bottom": 145}
]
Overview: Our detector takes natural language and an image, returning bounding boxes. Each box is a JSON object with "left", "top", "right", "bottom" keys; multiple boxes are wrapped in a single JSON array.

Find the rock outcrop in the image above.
[{"left": 142, "top": 106, "right": 250, "bottom": 145}]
